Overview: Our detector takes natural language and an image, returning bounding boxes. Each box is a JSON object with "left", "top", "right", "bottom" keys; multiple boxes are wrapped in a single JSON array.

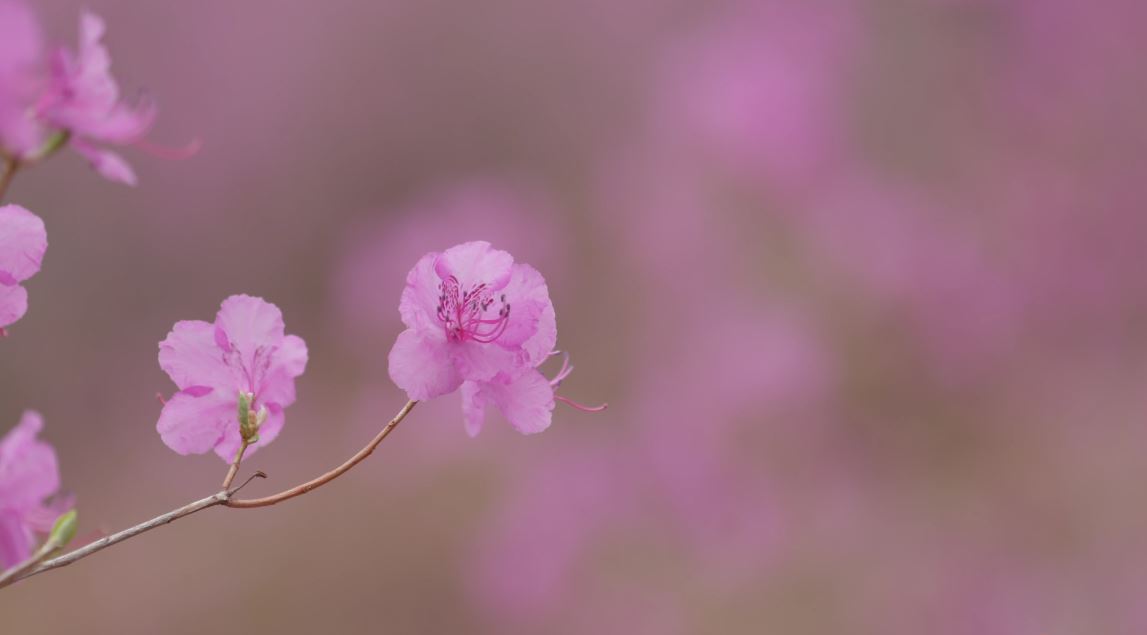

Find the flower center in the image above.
[
  {"left": 436, "top": 275, "right": 510, "bottom": 343},
  {"left": 226, "top": 344, "right": 273, "bottom": 396}
]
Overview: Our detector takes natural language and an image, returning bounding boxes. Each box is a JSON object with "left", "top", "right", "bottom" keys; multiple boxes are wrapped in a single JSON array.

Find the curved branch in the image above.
[
  {"left": 225, "top": 400, "right": 417, "bottom": 508},
  {"left": 0, "top": 400, "right": 416, "bottom": 589}
]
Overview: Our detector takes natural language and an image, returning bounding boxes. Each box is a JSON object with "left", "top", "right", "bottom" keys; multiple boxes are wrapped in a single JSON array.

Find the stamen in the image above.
[
  {"left": 436, "top": 275, "right": 510, "bottom": 343},
  {"left": 555, "top": 395, "right": 608, "bottom": 412},
  {"left": 549, "top": 351, "right": 573, "bottom": 387}
]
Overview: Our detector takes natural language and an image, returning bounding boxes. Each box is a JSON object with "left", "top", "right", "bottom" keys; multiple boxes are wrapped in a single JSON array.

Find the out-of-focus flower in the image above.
[
  {"left": 0, "top": 204, "right": 47, "bottom": 331},
  {"left": 0, "top": 3, "right": 188, "bottom": 185},
  {"left": 157, "top": 295, "right": 308, "bottom": 461},
  {"left": 389, "top": 241, "right": 600, "bottom": 435},
  {"left": 35, "top": 11, "right": 159, "bottom": 185},
  {"left": 649, "top": 3, "right": 857, "bottom": 190},
  {"left": 0, "top": 411, "right": 68, "bottom": 569}
]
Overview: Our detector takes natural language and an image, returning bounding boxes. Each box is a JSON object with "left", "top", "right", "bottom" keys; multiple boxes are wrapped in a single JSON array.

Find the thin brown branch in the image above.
[
  {"left": 220, "top": 439, "right": 251, "bottom": 490},
  {"left": 2, "top": 472, "right": 266, "bottom": 588},
  {"left": 0, "top": 529, "right": 62, "bottom": 588},
  {"left": 225, "top": 400, "right": 417, "bottom": 509},
  {"left": 0, "top": 159, "right": 20, "bottom": 202},
  {"left": 1, "top": 398, "right": 416, "bottom": 588},
  {"left": 18, "top": 493, "right": 225, "bottom": 584}
]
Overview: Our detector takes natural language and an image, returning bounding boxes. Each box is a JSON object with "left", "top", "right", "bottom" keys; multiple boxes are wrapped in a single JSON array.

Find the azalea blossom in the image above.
[
  {"left": 0, "top": 412, "right": 69, "bottom": 569},
  {"left": 0, "top": 2, "right": 185, "bottom": 185},
  {"left": 388, "top": 241, "right": 602, "bottom": 435},
  {"left": 157, "top": 295, "right": 308, "bottom": 461},
  {"left": 0, "top": 204, "right": 47, "bottom": 331},
  {"left": 35, "top": 11, "right": 161, "bottom": 185}
]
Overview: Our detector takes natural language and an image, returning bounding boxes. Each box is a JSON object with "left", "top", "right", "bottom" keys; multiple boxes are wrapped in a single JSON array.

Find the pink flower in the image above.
[
  {"left": 0, "top": 411, "right": 68, "bottom": 569},
  {"left": 0, "top": 4, "right": 189, "bottom": 185},
  {"left": 157, "top": 295, "right": 308, "bottom": 461},
  {"left": 0, "top": 204, "right": 47, "bottom": 331},
  {"left": 35, "top": 11, "right": 159, "bottom": 186},
  {"left": 388, "top": 241, "right": 601, "bottom": 435}
]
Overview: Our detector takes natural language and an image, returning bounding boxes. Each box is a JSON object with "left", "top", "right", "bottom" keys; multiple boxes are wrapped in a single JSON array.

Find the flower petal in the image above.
[
  {"left": 0, "top": 411, "right": 59, "bottom": 510},
  {"left": 71, "top": 139, "right": 137, "bottom": 186},
  {"left": 0, "top": 282, "right": 28, "bottom": 328},
  {"left": 486, "top": 369, "right": 555, "bottom": 435},
  {"left": 0, "top": 204, "right": 46, "bottom": 285},
  {"left": 214, "top": 294, "right": 285, "bottom": 363},
  {"left": 496, "top": 263, "right": 556, "bottom": 367},
  {"left": 156, "top": 387, "right": 233, "bottom": 456},
  {"left": 399, "top": 251, "right": 443, "bottom": 331},
  {"left": 0, "top": 509, "right": 32, "bottom": 569},
  {"left": 434, "top": 241, "right": 514, "bottom": 291},
  {"left": 388, "top": 328, "right": 463, "bottom": 400},
  {"left": 158, "top": 319, "right": 231, "bottom": 391},
  {"left": 461, "top": 380, "right": 487, "bottom": 437},
  {"left": 0, "top": 2, "right": 43, "bottom": 71},
  {"left": 451, "top": 338, "right": 516, "bottom": 383},
  {"left": 258, "top": 334, "right": 308, "bottom": 408}
]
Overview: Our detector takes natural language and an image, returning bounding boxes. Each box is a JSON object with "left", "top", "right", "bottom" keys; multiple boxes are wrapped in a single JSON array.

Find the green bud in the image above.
[
  {"left": 49, "top": 510, "right": 78, "bottom": 549},
  {"left": 237, "top": 391, "right": 252, "bottom": 429}
]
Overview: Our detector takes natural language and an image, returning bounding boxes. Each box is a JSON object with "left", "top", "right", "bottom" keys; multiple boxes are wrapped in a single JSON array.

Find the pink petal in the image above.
[
  {"left": 0, "top": 204, "right": 46, "bottom": 284},
  {"left": 0, "top": 282, "right": 28, "bottom": 328},
  {"left": 71, "top": 139, "right": 137, "bottom": 186},
  {"left": 0, "top": 3, "right": 45, "bottom": 157},
  {"left": 486, "top": 369, "right": 555, "bottom": 435},
  {"left": 460, "top": 381, "right": 487, "bottom": 437},
  {"left": 0, "top": 509, "right": 32, "bottom": 569},
  {"left": 433, "top": 241, "right": 514, "bottom": 291},
  {"left": 257, "top": 334, "right": 308, "bottom": 408},
  {"left": 157, "top": 319, "right": 232, "bottom": 391},
  {"left": 388, "top": 328, "right": 463, "bottom": 400},
  {"left": 0, "top": 2, "right": 43, "bottom": 69},
  {"left": 399, "top": 251, "right": 443, "bottom": 331},
  {"left": 79, "top": 100, "right": 157, "bottom": 144},
  {"left": 213, "top": 294, "right": 286, "bottom": 363},
  {"left": 0, "top": 411, "right": 60, "bottom": 510},
  {"left": 155, "top": 388, "right": 233, "bottom": 456},
  {"left": 496, "top": 262, "right": 557, "bottom": 367},
  {"left": 451, "top": 338, "right": 516, "bottom": 383}
]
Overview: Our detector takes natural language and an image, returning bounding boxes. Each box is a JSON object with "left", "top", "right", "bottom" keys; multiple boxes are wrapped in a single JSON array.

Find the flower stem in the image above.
[
  {"left": 226, "top": 400, "right": 417, "bottom": 509},
  {"left": 0, "top": 400, "right": 417, "bottom": 588},
  {"left": 0, "top": 524, "right": 66, "bottom": 588},
  {"left": 0, "top": 159, "right": 20, "bottom": 202},
  {"left": 220, "top": 439, "right": 251, "bottom": 490}
]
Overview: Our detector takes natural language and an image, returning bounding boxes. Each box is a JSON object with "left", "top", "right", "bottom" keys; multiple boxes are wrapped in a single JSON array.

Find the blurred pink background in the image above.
[{"left": 3, "top": 0, "right": 1147, "bottom": 633}]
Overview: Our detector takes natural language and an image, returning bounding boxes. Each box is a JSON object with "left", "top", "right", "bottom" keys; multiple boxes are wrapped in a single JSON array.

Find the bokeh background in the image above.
[{"left": 3, "top": 0, "right": 1146, "bottom": 632}]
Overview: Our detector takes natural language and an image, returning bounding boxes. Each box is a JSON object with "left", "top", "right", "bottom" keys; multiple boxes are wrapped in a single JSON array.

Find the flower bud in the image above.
[
  {"left": 238, "top": 391, "right": 259, "bottom": 442},
  {"left": 49, "top": 510, "right": 78, "bottom": 549}
]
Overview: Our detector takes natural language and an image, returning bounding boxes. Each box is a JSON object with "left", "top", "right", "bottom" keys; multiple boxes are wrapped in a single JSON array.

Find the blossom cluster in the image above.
[{"left": 0, "top": 2, "right": 595, "bottom": 581}]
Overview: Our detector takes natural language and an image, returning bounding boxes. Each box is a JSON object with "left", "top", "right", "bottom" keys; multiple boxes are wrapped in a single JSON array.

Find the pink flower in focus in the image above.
[
  {"left": 0, "top": 411, "right": 68, "bottom": 569},
  {"left": 35, "top": 11, "right": 159, "bottom": 186},
  {"left": 0, "top": 204, "right": 47, "bottom": 331},
  {"left": 389, "top": 241, "right": 601, "bottom": 435},
  {"left": 157, "top": 295, "right": 308, "bottom": 461}
]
